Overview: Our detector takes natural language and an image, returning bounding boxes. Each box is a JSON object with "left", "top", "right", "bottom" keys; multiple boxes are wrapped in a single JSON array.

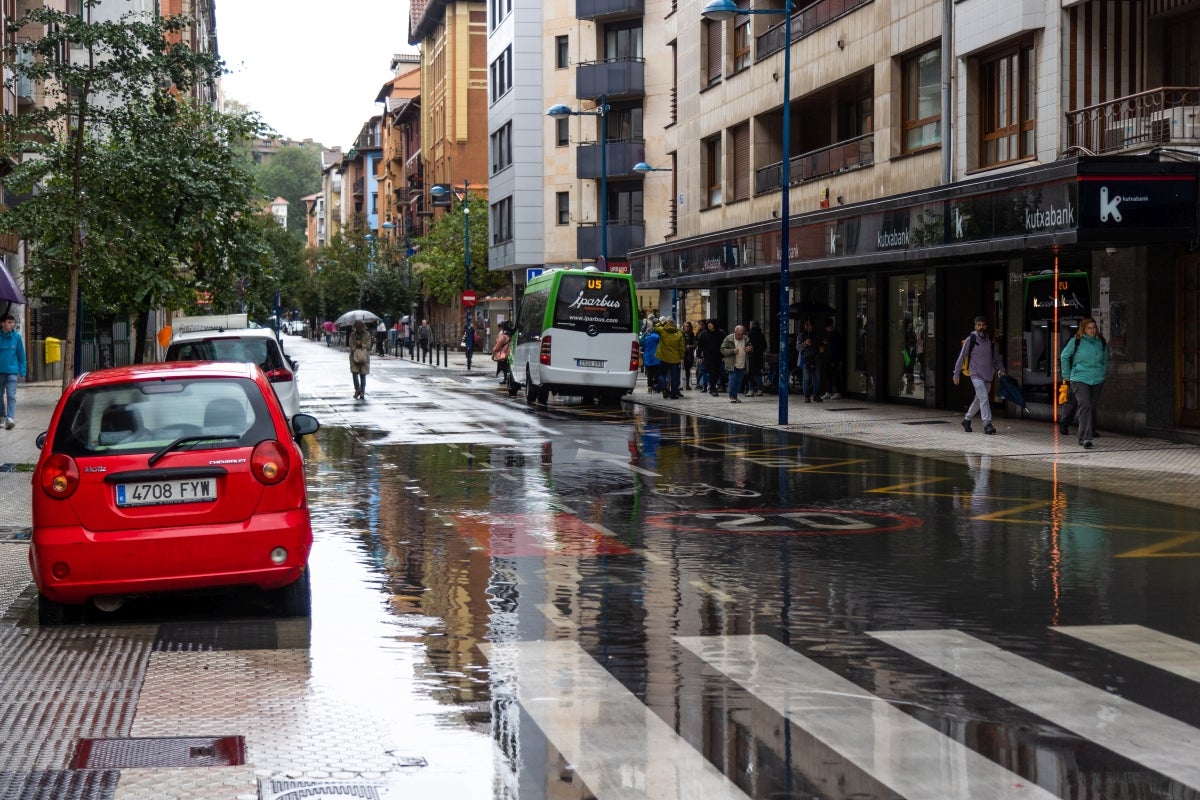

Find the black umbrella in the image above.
[
  {"left": 787, "top": 301, "right": 836, "bottom": 320},
  {"left": 997, "top": 374, "right": 1028, "bottom": 415}
]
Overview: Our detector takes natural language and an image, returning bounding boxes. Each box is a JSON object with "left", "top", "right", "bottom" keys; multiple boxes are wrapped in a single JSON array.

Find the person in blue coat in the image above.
[
  {"left": 0, "top": 313, "right": 27, "bottom": 430},
  {"left": 1060, "top": 316, "right": 1108, "bottom": 449}
]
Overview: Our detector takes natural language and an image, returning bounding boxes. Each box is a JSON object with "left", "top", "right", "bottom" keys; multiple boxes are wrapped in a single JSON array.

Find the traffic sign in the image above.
[
  {"left": 462, "top": 289, "right": 477, "bottom": 307},
  {"left": 526, "top": 267, "right": 543, "bottom": 283}
]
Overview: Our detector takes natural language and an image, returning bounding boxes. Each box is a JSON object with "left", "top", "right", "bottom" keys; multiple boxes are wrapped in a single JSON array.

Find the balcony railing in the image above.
[
  {"left": 1065, "top": 86, "right": 1200, "bottom": 155},
  {"left": 756, "top": 0, "right": 872, "bottom": 61},
  {"left": 576, "top": 0, "right": 643, "bottom": 20},
  {"left": 754, "top": 132, "right": 874, "bottom": 194},
  {"left": 577, "top": 139, "right": 645, "bottom": 180},
  {"left": 576, "top": 58, "right": 645, "bottom": 100},
  {"left": 578, "top": 220, "right": 645, "bottom": 260}
]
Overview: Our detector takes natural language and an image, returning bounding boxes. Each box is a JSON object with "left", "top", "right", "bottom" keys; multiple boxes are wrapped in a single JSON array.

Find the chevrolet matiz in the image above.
[{"left": 29, "top": 362, "right": 320, "bottom": 625}]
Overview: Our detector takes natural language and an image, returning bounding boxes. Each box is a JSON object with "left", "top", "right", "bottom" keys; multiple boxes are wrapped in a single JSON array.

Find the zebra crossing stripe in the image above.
[
  {"left": 677, "top": 635, "right": 1058, "bottom": 800},
  {"left": 870, "top": 629, "right": 1200, "bottom": 791},
  {"left": 484, "top": 641, "right": 752, "bottom": 800},
  {"left": 1055, "top": 624, "right": 1200, "bottom": 683}
]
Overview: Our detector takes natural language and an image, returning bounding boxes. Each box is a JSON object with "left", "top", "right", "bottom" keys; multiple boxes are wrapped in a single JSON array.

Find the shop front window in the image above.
[{"left": 889, "top": 274, "right": 926, "bottom": 400}]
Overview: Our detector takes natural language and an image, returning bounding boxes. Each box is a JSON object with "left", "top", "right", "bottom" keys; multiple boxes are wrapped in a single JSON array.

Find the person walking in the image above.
[
  {"left": 797, "top": 319, "right": 822, "bottom": 403},
  {"left": 820, "top": 318, "right": 843, "bottom": 400},
  {"left": 641, "top": 323, "right": 661, "bottom": 393},
  {"left": 0, "top": 313, "right": 27, "bottom": 430},
  {"left": 952, "top": 315, "right": 1006, "bottom": 434},
  {"left": 681, "top": 321, "right": 696, "bottom": 390},
  {"left": 349, "top": 320, "right": 372, "bottom": 399},
  {"left": 655, "top": 318, "right": 685, "bottom": 399},
  {"left": 417, "top": 319, "right": 432, "bottom": 361},
  {"left": 492, "top": 320, "right": 514, "bottom": 386},
  {"left": 746, "top": 321, "right": 768, "bottom": 396},
  {"left": 720, "top": 324, "right": 751, "bottom": 403},
  {"left": 697, "top": 319, "right": 725, "bottom": 396},
  {"left": 375, "top": 319, "right": 388, "bottom": 356},
  {"left": 1059, "top": 317, "right": 1107, "bottom": 449}
]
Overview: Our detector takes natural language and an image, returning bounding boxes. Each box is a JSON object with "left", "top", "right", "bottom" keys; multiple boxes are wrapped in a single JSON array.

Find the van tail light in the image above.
[
  {"left": 539, "top": 336, "right": 552, "bottom": 366},
  {"left": 40, "top": 453, "right": 80, "bottom": 499},
  {"left": 629, "top": 341, "right": 640, "bottom": 371},
  {"left": 251, "top": 440, "right": 290, "bottom": 485},
  {"left": 265, "top": 368, "right": 293, "bottom": 383}
]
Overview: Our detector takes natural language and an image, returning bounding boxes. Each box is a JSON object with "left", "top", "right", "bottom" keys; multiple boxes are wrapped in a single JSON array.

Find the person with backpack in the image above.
[
  {"left": 1059, "top": 316, "right": 1108, "bottom": 449},
  {"left": 952, "top": 315, "right": 1006, "bottom": 434}
]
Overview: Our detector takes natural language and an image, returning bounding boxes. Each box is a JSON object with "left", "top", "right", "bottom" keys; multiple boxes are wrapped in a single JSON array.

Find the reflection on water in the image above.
[{"left": 304, "top": 406, "right": 1200, "bottom": 799}]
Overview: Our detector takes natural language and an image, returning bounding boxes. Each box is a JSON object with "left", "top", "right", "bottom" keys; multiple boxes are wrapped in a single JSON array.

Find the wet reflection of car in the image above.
[
  {"left": 29, "top": 362, "right": 320, "bottom": 625},
  {"left": 165, "top": 327, "right": 300, "bottom": 419}
]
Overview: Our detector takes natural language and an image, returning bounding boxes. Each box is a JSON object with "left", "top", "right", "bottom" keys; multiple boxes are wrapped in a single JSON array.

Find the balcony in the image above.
[
  {"left": 755, "top": 0, "right": 872, "bottom": 61},
  {"left": 576, "top": 0, "right": 643, "bottom": 20},
  {"left": 754, "top": 133, "right": 874, "bottom": 194},
  {"left": 1065, "top": 87, "right": 1200, "bottom": 155},
  {"left": 577, "top": 139, "right": 645, "bottom": 180},
  {"left": 578, "top": 220, "right": 645, "bottom": 260},
  {"left": 576, "top": 58, "right": 644, "bottom": 101}
]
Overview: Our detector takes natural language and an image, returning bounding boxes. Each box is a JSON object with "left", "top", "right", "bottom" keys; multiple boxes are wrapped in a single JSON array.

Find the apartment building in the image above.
[{"left": 376, "top": 54, "right": 422, "bottom": 241}]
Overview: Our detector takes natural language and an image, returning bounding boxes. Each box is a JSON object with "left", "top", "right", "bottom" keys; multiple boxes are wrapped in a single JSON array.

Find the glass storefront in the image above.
[
  {"left": 889, "top": 273, "right": 926, "bottom": 401},
  {"left": 847, "top": 278, "right": 869, "bottom": 396}
]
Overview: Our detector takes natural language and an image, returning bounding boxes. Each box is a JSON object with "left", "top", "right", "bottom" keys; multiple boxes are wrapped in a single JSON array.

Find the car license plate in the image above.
[
  {"left": 116, "top": 478, "right": 218, "bottom": 507},
  {"left": 577, "top": 359, "right": 605, "bottom": 368}
]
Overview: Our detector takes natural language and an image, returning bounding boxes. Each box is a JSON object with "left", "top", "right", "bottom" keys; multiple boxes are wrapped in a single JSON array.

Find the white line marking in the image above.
[
  {"left": 483, "top": 640, "right": 751, "bottom": 800},
  {"left": 678, "top": 635, "right": 1057, "bottom": 800},
  {"left": 870, "top": 629, "right": 1200, "bottom": 791},
  {"left": 1055, "top": 624, "right": 1200, "bottom": 683}
]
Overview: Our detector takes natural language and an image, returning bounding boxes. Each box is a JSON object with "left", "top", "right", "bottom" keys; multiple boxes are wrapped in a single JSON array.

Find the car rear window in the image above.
[
  {"left": 51, "top": 378, "right": 277, "bottom": 457},
  {"left": 166, "top": 336, "right": 282, "bottom": 372}
]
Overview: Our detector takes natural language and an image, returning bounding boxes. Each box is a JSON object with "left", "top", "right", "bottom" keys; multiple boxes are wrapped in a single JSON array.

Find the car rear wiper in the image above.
[{"left": 148, "top": 434, "right": 241, "bottom": 467}]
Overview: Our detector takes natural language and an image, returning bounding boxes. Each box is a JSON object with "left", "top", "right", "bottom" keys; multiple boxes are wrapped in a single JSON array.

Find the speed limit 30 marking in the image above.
[{"left": 647, "top": 508, "right": 923, "bottom": 536}]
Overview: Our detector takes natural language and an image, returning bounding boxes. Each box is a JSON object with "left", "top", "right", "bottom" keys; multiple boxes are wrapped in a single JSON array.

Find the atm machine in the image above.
[{"left": 1021, "top": 271, "right": 1090, "bottom": 404}]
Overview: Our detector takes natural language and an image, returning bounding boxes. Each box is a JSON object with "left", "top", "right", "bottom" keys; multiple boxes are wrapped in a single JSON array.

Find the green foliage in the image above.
[
  {"left": 410, "top": 194, "right": 505, "bottom": 303},
  {"left": 252, "top": 145, "right": 321, "bottom": 235}
]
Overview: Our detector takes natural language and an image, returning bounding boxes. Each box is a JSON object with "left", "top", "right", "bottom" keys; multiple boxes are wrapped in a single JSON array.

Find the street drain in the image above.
[
  {"left": 0, "top": 769, "right": 119, "bottom": 800},
  {"left": 70, "top": 736, "right": 245, "bottom": 769},
  {"left": 259, "top": 779, "right": 382, "bottom": 799}
]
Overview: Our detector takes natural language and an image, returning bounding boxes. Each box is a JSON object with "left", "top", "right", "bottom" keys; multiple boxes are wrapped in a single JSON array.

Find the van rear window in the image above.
[{"left": 552, "top": 275, "right": 633, "bottom": 333}]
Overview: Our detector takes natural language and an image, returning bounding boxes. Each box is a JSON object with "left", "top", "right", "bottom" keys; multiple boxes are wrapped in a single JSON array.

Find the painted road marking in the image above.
[
  {"left": 1056, "top": 624, "right": 1200, "bottom": 683},
  {"left": 484, "top": 640, "right": 752, "bottom": 800},
  {"left": 870, "top": 629, "right": 1200, "bottom": 791},
  {"left": 646, "top": 509, "right": 924, "bottom": 536},
  {"left": 678, "top": 635, "right": 1059, "bottom": 800}
]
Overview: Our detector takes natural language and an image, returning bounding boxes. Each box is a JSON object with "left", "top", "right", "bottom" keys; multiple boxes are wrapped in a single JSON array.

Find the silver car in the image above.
[{"left": 164, "top": 328, "right": 301, "bottom": 419}]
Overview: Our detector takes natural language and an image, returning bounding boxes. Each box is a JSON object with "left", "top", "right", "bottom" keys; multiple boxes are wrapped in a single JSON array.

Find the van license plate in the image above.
[
  {"left": 116, "top": 479, "right": 218, "bottom": 507},
  {"left": 576, "top": 359, "right": 605, "bottom": 368}
]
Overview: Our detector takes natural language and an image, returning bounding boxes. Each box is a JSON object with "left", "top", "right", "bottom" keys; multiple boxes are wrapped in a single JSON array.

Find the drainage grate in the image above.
[
  {"left": 70, "top": 736, "right": 245, "bottom": 769},
  {"left": 259, "top": 779, "right": 382, "bottom": 800},
  {"left": 901, "top": 419, "right": 951, "bottom": 425},
  {"left": 0, "top": 769, "right": 119, "bottom": 800},
  {"left": 154, "top": 620, "right": 279, "bottom": 651}
]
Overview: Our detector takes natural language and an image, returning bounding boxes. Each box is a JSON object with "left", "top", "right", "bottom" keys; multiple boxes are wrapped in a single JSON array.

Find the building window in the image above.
[
  {"left": 703, "top": 20, "right": 722, "bottom": 87},
  {"left": 491, "top": 196, "right": 513, "bottom": 244},
  {"left": 490, "top": 46, "right": 513, "bottom": 103},
  {"left": 903, "top": 46, "right": 941, "bottom": 152},
  {"left": 491, "top": 122, "right": 512, "bottom": 173},
  {"left": 556, "top": 117, "right": 570, "bottom": 147},
  {"left": 556, "top": 192, "right": 569, "bottom": 225},
  {"left": 605, "top": 21, "right": 643, "bottom": 60},
  {"left": 704, "top": 135, "right": 722, "bottom": 207},
  {"left": 733, "top": 0, "right": 750, "bottom": 72},
  {"left": 979, "top": 40, "right": 1035, "bottom": 167},
  {"left": 556, "top": 35, "right": 569, "bottom": 69},
  {"left": 490, "top": 0, "right": 512, "bottom": 30}
]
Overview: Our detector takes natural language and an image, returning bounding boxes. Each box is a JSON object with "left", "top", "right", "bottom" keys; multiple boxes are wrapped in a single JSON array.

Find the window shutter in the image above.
[
  {"left": 706, "top": 20, "right": 723, "bottom": 85},
  {"left": 733, "top": 123, "right": 750, "bottom": 200}
]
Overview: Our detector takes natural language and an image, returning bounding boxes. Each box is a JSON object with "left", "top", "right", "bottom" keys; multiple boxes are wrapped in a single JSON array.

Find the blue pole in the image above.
[
  {"left": 777, "top": 8, "right": 792, "bottom": 425},
  {"left": 599, "top": 94, "right": 608, "bottom": 262},
  {"left": 464, "top": 179, "right": 473, "bottom": 369}
]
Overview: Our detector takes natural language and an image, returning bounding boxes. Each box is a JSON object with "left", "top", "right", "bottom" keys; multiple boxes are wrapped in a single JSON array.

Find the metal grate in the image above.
[
  {"left": 259, "top": 779, "right": 382, "bottom": 800},
  {"left": 70, "top": 736, "right": 245, "bottom": 769},
  {"left": 153, "top": 621, "right": 279, "bottom": 651},
  {"left": 0, "top": 769, "right": 119, "bottom": 800}
]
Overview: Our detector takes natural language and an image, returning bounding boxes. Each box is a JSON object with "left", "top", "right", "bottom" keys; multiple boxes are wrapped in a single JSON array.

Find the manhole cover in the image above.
[
  {"left": 70, "top": 736, "right": 245, "bottom": 769},
  {"left": 260, "top": 779, "right": 382, "bottom": 799}
]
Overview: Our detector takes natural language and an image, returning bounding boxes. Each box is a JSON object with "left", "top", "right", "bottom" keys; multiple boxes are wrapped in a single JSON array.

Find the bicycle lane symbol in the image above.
[{"left": 645, "top": 508, "right": 924, "bottom": 536}]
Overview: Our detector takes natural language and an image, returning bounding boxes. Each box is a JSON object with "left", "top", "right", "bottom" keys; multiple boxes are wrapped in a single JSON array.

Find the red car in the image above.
[{"left": 29, "top": 362, "right": 320, "bottom": 625}]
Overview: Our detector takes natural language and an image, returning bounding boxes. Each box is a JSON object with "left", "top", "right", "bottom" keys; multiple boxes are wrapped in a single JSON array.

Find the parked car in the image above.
[
  {"left": 165, "top": 327, "right": 300, "bottom": 419},
  {"left": 29, "top": 361, "right": 320, "bottom": 625}
]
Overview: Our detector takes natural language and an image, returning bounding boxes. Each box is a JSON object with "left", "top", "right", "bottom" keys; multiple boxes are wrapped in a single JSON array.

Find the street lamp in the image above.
[
  {"left": 632, "top": 161, "right": 671, "bottom": 173},
  {"left": 548, "top": 95, "right": 610, "bottom": 263},
  {"left": 429, "top": 180, "right": 473, "bottom": 369},
  {"left": 702, "top": 0, "right": 794, "bottom": 425}
]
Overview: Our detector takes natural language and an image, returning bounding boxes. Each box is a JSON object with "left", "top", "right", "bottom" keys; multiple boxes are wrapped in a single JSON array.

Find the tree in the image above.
[
  {"left": 410, "top": 193, "right": 505, "bottom": 304},
  {"left": 253, "top": 145, "right": 321, "bottom": 235},
  {"left": 0, "top": 3, "right": 268, "bottom": 383}
]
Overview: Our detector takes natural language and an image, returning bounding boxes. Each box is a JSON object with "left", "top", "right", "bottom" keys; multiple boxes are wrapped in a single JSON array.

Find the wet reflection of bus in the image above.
[{"left": 1021, "top": 271, "right": 1090, "bottom": 405}]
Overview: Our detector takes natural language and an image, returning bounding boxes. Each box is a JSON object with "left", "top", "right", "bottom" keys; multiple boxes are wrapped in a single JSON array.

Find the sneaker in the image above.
[
  {"left": 961, "top": 418, "right": 972, "bottom": 433},
  {"left": 984, "top": 424, "right": 997, "bottom": 435},
  {"left": 821, "top": 392, "right": 832, "bottom": 400},
  {"left": 730, "top": 398, "right": 741, "bottom": 403},
  {"left": 830, "top": 393, "right": 841, "bottom": 400},
  {"left": 4, "top": 418, "right": 12, "bottom": 430},
  {"left": 1082, "top": 440, "right": 1093, "bottom": 448}
]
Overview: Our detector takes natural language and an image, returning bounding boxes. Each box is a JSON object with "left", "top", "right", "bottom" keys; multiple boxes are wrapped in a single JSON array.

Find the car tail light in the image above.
[
  {"left": 40, "top": 453, "right": 80, "bottom": 499},
  {"left": 251, "top": 440, "right": 290, "bottom": 485},
  {"left": 265, "top": 368, "right": 293, "bottom": 383},
  {"left": 539, "top": 336, "right": 552, "bottom": 366},
  {"left": 629, "top": 341, "right": 640, "bottom": 371}
]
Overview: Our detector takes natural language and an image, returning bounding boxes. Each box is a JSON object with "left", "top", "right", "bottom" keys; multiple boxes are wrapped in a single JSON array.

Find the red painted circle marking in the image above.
[{"left": 646, "top": 508, "right": 923, "bottom": 537}]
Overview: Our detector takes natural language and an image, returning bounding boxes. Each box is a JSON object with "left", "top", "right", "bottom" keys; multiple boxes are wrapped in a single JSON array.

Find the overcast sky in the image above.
[{"left": 215, "top": 3, "right": 416, "bottom": 150}]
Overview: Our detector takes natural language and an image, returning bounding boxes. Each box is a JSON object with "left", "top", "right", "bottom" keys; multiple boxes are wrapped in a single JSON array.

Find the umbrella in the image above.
[
  {"left": 787, "top": 301, "right": 836, "bottom": 320},
  {"left": 323, "top": 320, "right": 336, "bottom": 333},
  {"left": 335, "top": 309, "right": 380, "bottom": 327},
  {"left": 0, "top": 262, "right": 26, "bottom": 306},
  {"left": 997, "top": 374, "right": 1028, "bottom": 415}
]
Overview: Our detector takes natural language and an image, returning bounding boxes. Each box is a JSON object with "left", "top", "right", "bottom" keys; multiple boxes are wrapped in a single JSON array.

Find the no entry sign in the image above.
[{"left": 462, "top": 289, "right": 477, "bottom": 307}]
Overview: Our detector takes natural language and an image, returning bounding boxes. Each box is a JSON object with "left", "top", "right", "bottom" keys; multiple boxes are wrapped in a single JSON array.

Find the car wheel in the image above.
[
  {"left": 37, "top": 593, "right": 78, "bottom": 626},
  {"left": 270, "top": 568, "right": 311, "bottom": 617}
]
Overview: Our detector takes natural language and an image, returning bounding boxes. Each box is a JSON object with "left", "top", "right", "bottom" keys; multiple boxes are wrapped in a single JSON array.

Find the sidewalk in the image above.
[{"left": 0, "top": 380, "right": 64, "bottom": 531}]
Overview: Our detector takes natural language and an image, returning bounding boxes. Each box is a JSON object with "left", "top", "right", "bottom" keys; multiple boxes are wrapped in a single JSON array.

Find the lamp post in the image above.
[
  {"left": 702, "top": 0, "right": 794, "bottom": 425},
  {"left": 548, "top": 95, "right": 610, "bottom": 263},
  {"left": 430, "top": 180, "right": 473, "bottom": 369}
]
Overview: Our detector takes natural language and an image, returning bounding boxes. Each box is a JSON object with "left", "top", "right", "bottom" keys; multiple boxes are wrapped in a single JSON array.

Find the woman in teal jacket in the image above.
[{"left": 1059, "top": 317, "right": 1107, "bottom": 448}]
